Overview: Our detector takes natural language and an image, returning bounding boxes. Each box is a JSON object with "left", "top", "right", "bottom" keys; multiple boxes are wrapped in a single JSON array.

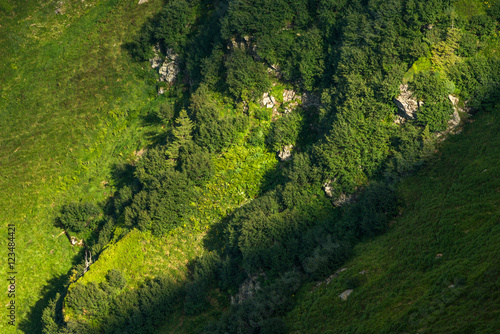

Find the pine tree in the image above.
[{"left": 166, "top": 109, "right": 193, "bottom": 163}]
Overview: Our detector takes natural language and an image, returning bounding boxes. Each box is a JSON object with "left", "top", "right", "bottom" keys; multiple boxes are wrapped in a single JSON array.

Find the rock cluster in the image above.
[
  {"left": 393, "top": 84, "right": 422, "bottom": 121},
  {"left": 278, "top": 144, "right": 293, "bottom": 161},
  {"left": 262, "top": 92, "right": 277, "bottom": 109},
  {"left": 231, "top": 274, "right": 264, "bottom": 305}
]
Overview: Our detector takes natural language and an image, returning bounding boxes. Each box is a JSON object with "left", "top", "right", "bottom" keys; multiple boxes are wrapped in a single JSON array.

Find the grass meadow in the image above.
[{"left": 0, "top": 0, "right": 165, "bottom": 332}]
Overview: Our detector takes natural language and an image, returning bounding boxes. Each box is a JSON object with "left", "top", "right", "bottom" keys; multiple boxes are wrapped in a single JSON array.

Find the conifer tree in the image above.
[{"left": 167, "top": 109, "right": 193, "bottom": 163}]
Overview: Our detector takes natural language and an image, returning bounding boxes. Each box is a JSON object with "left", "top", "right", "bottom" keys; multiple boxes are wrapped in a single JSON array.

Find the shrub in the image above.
[
  {"left": 57, "top": 202, "right": 101, "bottom": 233},
  {"left": 106, "top": 269, "right": 127, "bottom": 290}
]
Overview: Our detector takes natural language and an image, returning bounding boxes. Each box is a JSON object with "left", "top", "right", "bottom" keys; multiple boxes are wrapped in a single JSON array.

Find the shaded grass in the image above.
[{"left": 285, "top": 106, "right": 500, "bottom": 333}]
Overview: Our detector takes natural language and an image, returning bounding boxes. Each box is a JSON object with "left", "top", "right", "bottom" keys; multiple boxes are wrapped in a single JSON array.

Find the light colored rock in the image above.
[
  {"left": 262, "top": 92, "right": 277, "bottom": 108},
  {"left": 138, "top": 0, "right": 149, "bottom": 4},
  {"left": 333, "top": 193, "right": 355, "bottom": 207},
  {"left": 283, "top": 89, "right": 296, "bottom": 103},
  {"left": 231, "top": 274, "right": 264, "bottom": 305},
  {"left": 393, "top": 84, "right": 422, "bottom": 120},
  {"left": 150, "top": 44, "right": 162, "bottom": 69},
  {"left": 158, "top": 87, "right": 166, "bottom": 95},
  {"left": 339, "top": 289, "right": 353, "bottom": 301},
  {"left": 323, "top": 180, "right": 334, "bottom": 198},
  {"left": 301, "top": 92, "right": 321, "bottom": 108},
  {"left": 158, "top": 60, "right": 179, "bottom": 84},
  {"left": 278, "top": 144, "right": 293, "bottom": 161}
]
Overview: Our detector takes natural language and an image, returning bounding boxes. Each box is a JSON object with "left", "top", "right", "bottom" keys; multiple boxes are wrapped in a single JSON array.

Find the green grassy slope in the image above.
[
  {"left": 286, "top": 107, "right": 500, "bottom": 333},
  {"left": 0, "top": 1, "right": 164, "bottom": 333}
]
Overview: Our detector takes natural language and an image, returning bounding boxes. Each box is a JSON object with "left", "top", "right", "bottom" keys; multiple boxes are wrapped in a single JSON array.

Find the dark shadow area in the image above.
[{"left": 18, "top": 255, "right": 84, "bottom": 334}]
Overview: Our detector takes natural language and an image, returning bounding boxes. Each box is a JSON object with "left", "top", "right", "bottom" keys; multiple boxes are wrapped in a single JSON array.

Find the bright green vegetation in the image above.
[
  {"left": 286, "top": 105, "right": 500, "bottom": 334},
  {"left": 2, "top": 0, "right": 499, "bottom": 333},
  {"left": 0, "top": 0, "right": 164, "bottom": 333}
]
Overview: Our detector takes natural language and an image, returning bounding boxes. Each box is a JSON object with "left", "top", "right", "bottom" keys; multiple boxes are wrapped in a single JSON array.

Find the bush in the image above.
[
  {"left": 225, "top": 49, "right": 271, "bottom": 101},
  {"left": 57, "top": 202, "right": 101, "bottom": 233},
  {"left": 106, "top": 269, "right": 127, "bottom": 290}
]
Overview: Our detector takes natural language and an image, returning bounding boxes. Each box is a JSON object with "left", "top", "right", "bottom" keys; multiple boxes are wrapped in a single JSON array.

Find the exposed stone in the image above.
[
  {"left": 315, "top": 268, "right": 347, "bottom": 288},
  {"left": 301, "top": 92, "right": 321, "bottom": 108},
  {"left": 323, "top": 180, "right": 334, "bottom": 198},
  {"left": 283, "top": 89, "right": 296, "bottom": 103},
  {"left": 150, "top": 44, "right": 162, "bottom": 69},
  {"left": 55, "top": 1, "right": 64, "bottom": 14},
  {"left": 278, "top": 144, "right": 293, "bottom": 161},
  {"left": 262, "top": 92, "right": 277, "bottom": 109},
  {"left": 158, "top": 60, "right": 179, "bottom": 84},
  {"left": 70, "top": 236, "right": 84, "bottom": 247},
  {"left": 393, "top": 84, "right": 422, "bottom": 120},
  {"left": 231, "top": 274, "right": 264, "bottom": 305},
  {"left": 158, "top": 87, "right": 166, "bottom": 95},
  {"left": 333, "top": 193, "right": 355, "bottom": 207},
  {"left": 447, "top": 94, "right": 461, "bottom": 129},
  {"left": 339, "top": 289, "right": 353, "bottom": 301},
  {"left": 138, "top": 0, "right": 149, "bottom": 4}
]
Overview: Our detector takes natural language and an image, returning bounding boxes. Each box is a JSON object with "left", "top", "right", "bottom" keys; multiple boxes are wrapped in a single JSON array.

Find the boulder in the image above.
[
  {"left": 339, "top": 289, "right": 353, "bottom": 301},
  {"left": 393, "top": 84, "right": 422, "bottom": 120}
]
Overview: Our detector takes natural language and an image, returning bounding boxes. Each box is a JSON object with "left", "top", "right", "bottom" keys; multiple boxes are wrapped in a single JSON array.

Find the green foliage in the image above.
[
  {"left": 225, "top": 49, "right": 271, "bottom": 101},
  {"left": 125, "top": 169, "right": 196, "bottom": 235},
  {"left": 190, "top": 86, "right": 249, "bottom": 152},
  {"left": 106, "top": 269, "right": 127, "bottom": 290},
  {"left": 41, "top": 293, "right": 62, "bottom": 334},
  {"left": 178, "top": 144, "right": 214, "bottom": 187},
  {"left": 221, "top": 0, "right": 293, "bottom": 39},
  {"left": 266, "top": 111, "right": 304, "bottom": 152},
  {"left": 167, "top": 109, "right": 194, "bottom": 161},
  {"left": 57, "top": 202, "right": 101, "bottom": 233},
  {"left": 417, "top": 101, "right": 454, "bottom": 132},
  {"left": 153, "top": 0, "right": 197, "bottom": 53}
]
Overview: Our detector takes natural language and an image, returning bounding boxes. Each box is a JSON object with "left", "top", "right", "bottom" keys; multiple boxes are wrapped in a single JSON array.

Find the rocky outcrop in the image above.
[
  {"left": 447, "top": 94, "right": 461, "bottom": 129},
  {"left": 150, "top": 44, "right": 162, "bottom": 69},
  {"left": 283, "top": 89, "right": 296, "bottom": 103},
  {"left": 278, "top": 144, "right": 293, "bottom": 161},
  {"left": 393, "top": 84, "right": 422, "bottom": 121},
  {"left": 231, "top": 274, "right": 264, "bottom": 305},
  {"left": 323, "top": 180, "right": 334, "bottom": 198},
  {"left": 301, "top": 92, "right": 321, "bottom": 108},
  {"left": 158, "top": 60, "right": 179, "bottom": 84},
  {"left": 333, "top": 192, "right": 355, "bottom": 207},
  {"left": 138, "top": 0, "right": 149, "bottom": 4},
  {"left": 262, "top": 92, "right": 277, "bottom": 109}
]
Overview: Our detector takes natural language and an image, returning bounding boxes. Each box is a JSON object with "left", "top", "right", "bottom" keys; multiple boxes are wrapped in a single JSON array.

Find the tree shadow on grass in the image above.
[{"left": 18, "top": 252, "right": 84, "bottom": 334}]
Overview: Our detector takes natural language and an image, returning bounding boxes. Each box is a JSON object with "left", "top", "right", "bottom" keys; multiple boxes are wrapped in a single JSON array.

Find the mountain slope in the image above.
[{"left": 286, "top": 107, "right": 500, "bottom": 333}]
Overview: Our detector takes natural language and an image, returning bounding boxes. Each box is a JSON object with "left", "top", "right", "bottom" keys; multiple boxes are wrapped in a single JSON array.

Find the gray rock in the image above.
[
  {"left": 393, "top": 84, "right": 422, "bottom": 120},
  {"left": 231, "top": 274, "right": 264, "bottom": 305},
  {"left": 138, "top": 0, "right": 149, "bottom": 4},
  {"left": 158, "top": 60, "right": 179, "bottom": 84},
  {"left": 150, "top": 44, "right": 162, "bottom": 69},
  {"left": 323, "top": 180, "right": 334, "bottom": 198},
  {"left": 333, "top": 193, "right": 355, "bottom": 207},
  {"left": 339, "top": 289, "right": 353, "bottom": 301},
  {"left": 301, "top": 92, "right": 321, "bottom": 108},
  {"left": 278, "top": 144, "right": 293, "bottom": 161},
  {"left": 283, "top": 89, "right": 296, "bottom": 103},
  {"left": 262, "top": 92, "right": 277, "bottom": 109}
]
